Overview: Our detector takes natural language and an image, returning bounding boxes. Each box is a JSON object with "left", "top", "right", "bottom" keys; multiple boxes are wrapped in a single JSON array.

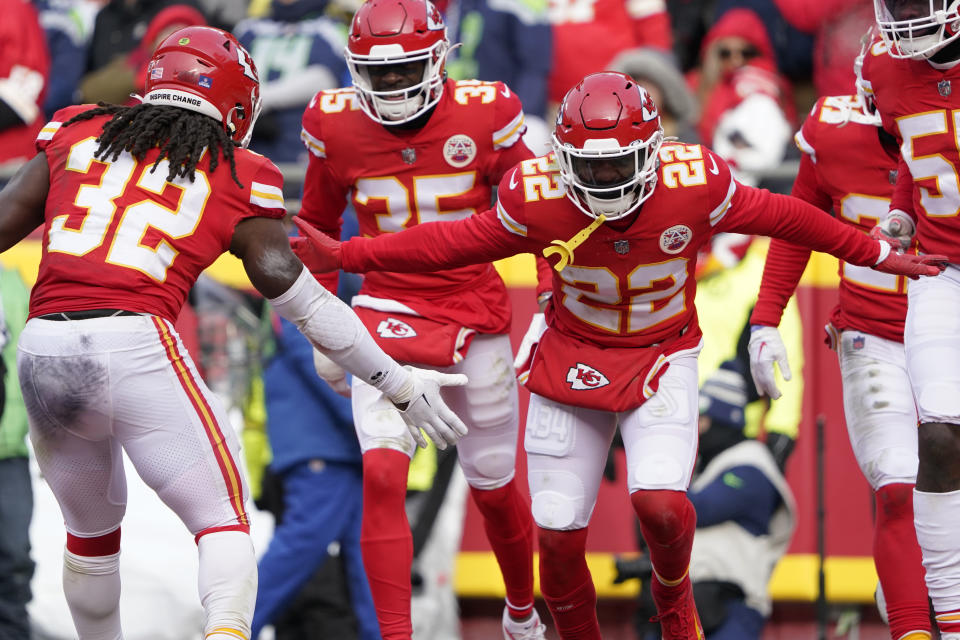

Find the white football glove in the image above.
[
  {"left": 312, "top": 348, "right": 352, "bottom": 397},
  {"left": 514, "top": 313, "right": 548, "bottom": 371},
  {"left": 386, "top": 366, "right": 469, "bottom": 450},
  {"left": 748, "top": 325, "right": 792, "bottom": 400},
  {"left": 873, "top": 209, "right": 916, "bottom": 252}
]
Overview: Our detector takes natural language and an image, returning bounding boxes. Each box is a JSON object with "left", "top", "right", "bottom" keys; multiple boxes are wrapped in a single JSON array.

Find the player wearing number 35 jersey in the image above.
[
  {"left": 294, "top": 71, "right": 945, "bottom": 640},
  {"left": 750, "top": 40, "right": 931, "bottom": 639},
  {"left": 0, "top": 26, "right": 467, "bottom": 640},
  {"left": 295, "top": 2, "right": 542, "bottom": 639}
]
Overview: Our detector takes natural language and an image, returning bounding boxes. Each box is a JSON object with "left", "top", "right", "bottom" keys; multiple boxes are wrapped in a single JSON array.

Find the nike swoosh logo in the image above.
[
  {"left": 501, "top": 85, "right": 511, "bottom": 99},
  {"left": 707, "top": 154, "right": 719, "bottom": 175},
  {"left": 509, "top": 169, "right": 520, "bottom": 190}
]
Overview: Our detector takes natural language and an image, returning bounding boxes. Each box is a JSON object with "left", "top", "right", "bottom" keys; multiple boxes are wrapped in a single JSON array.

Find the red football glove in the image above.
[
  {"left": 290, "top": 217, "right": 342, "bottom": 273},
  {"left": 875, "top": 250, "right": 948, "bottom": 279}
]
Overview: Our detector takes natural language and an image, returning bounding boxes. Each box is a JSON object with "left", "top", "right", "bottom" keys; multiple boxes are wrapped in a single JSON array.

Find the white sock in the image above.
[
  {"left": 198, "top": 531, "right": 257, "bottom": 640},
  {"left": 915, "top": 489, "right": 960, "bottom": 615},
  {"left": 62, "top": 549, "right": 122, "bottom": 640}
]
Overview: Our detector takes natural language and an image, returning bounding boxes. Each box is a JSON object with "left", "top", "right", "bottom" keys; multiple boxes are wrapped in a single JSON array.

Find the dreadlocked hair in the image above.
[{"left": 63, "top": 102, "right": 243, "bottom": 188}]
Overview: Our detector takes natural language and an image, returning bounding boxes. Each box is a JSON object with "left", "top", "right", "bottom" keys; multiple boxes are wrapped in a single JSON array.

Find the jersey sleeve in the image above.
[
  {"left": 890, "top": 155, "right": 917, "bottom": 220},
  {"left": 750, "top": 149, "right": 824, "bottom": 328},
  {"left": 35, "top": 104, "right": 91, "bottom": 152},
  {"left": 486, "top": 82, "right": 535, "bottom": 181},
  {"left": 717, "top": 183, "right": 881, "bottom": 267},
  {"left": 245, "top": 157, "right": 287, "bottom": 221},
  {"left": 298, "top": 97, "right": 350, "bottom": 291}
]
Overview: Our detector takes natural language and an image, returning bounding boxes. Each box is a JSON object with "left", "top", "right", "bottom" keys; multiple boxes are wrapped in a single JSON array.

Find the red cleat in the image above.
[{"left": 650, "top": 576, "right": 705, "bottom": 640}]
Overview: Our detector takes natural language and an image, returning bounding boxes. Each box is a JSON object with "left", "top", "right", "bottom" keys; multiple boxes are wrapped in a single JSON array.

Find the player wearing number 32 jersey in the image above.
[
  {"left": 0, "top": 26, "right": 467, "bottom": 640},
  {"left": 295, "top": 1, "right": 543, "bottom": 639},
  {"left": 294, "top": 71, "right": 945, "bottom": 640}
]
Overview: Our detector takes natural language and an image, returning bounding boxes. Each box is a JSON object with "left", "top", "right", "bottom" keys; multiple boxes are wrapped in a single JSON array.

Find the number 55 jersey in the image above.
[
  {"left": 297, "top": 78, "right": 533, "bottom": 364},
  {"left": 30, "top": 104, "right": 286, "bottom": 322}
]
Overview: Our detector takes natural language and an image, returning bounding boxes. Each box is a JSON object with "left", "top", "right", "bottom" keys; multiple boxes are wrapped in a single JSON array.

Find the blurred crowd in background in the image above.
[{"left": 0, "top": 0, "right": 881, "bottom": 638}]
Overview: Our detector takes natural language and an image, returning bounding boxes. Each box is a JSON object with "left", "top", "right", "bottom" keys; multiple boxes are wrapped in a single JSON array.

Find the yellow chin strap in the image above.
[{"left": 542, "top": 214, "right": 607, "bottom": 272}]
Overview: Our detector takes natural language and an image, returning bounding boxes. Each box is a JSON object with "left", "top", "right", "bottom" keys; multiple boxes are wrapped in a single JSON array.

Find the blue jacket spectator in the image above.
[
  {"left": 36, "top": 0, "right": 99, "bottom": 117},
  {"left": 252, "top": 315, "right": 379, "bottom": 640},
  {"left": 443, "top": 0, "right": 552, "bottom": 119},
  {"left": 235, "top": 0, "right": 347, "bottom": 163}
]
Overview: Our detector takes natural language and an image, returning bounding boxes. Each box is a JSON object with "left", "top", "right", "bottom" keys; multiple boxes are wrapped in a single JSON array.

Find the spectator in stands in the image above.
[
  {"left": 0, "top": 265, "right": 33, "bottom": 639},
  {"left": 251, "top": 312, "right": 379, "bottom": 640},
  {"left": 235, "top": 0, "right": 347, "bottom": 163},
  {"left": 689, "top": 8, "right": 794, "bottom": 187},
  {"left": 36, "top": 0, "right": 105, "bottom": 118},
  {"left": 440, "top": 0, "right": 552, "bottom": 151},
  {"left": 79, "top": 4, "right": 207, "bottom": 105},
  {"left": 0, "top": 0, "right": 50, "bottom": 164},
  {"left": 689, "top": 360, "right": 796, "bottom": 639},
  {"left": 773, "top": 0, "right": 873, "bottom": 97},
  {"left": 546, "top": 0, "right": 673, "bottom": 108},
  {"left": 610, "top": 46, "right": 698, "bottom": 141}
]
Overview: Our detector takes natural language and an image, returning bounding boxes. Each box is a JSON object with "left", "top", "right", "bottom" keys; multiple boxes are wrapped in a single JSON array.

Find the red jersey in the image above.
[
  {"left": 863, "top": 39, "right": 960, "bottom": 262},
  {"left": 336, "top": 144, "right": 883, "bottom": 408},
  {"left": 548, "top": 0, "right": 672, "bottom": 104},
  {"left": 30, "top": 105, "right": 286, "bottom": 322},
  {"left": 751, "top": 96, "right": 906, "bottom": 343},
  {"left": 298, "top": 78, "right": 533, "bottom": 335},
  {"left": 0, "top": 0, "right": 50, "bottom": 163}
]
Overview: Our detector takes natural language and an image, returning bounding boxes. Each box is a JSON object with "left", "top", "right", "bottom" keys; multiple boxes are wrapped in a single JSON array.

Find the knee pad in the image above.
[
  {"left": 865, "top": 447, "right": 919, "bottom": 489},
  {"left": 529, "top": 469, "right": 586, "bottom": 530},
  {"left": 630, "top": 489, "right": 694, "bottom": 543},
  {"left": 460, "top": 445, "right": 516, "bottom": 489},
  {"left": 630, "top": 445, "right": 690, "bottom": 490}
]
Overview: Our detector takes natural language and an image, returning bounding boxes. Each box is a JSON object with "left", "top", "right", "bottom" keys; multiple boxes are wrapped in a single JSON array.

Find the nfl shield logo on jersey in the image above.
[
  {"left": 443, "top": 135, "right": 477, "bottom": 168},
  {"left": 566, "top": 363, "right": 610, "bottom": 390},
  {"left": 376, "top": 318, "right": 417, "bottom": 338},
  {"left": 613, "top": 239, "right": 630, "bottom": 255},
  {"left": 939, "top": 79, "right": 952, "bottom": 97},
  {"left": 852, "top": 335, "right": 866, "bottom": 350},
  {"left": 402, "top": 147, "right": 417, "bottom": 165},
  {"left": 659, "top": 225, "right": 692, "bottom": 254}
]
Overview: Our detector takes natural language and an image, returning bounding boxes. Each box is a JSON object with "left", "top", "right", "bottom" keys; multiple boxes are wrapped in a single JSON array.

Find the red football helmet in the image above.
[
  {"left": 345, "top": 0, "right": 450, "bottom": 124},
  {"left": 143, "top": 26, "right": 261, "bottom": 147},
  {"left": 553, "top": 72, "right": 664, "bottom": 221}
]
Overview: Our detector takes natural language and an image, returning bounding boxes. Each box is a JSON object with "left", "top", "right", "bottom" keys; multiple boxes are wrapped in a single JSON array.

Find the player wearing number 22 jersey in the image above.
[
  {"left": 295, "top": 2, "right": 544, "bottom": 639},
  {"left": 294, "top": 71, "right": 943, "bottom": 640},
  {"left": 749, "top": 53, "right": 931, "bottom": 637}
]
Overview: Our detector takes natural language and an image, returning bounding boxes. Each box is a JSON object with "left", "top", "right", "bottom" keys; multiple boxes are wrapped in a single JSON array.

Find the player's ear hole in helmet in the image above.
[
  {"left": 874, "top": 0, "right": 960, "bottom": 59},
  {"left": 552, "top": 72, "right": 665, "bottom": 221},
  {"left": 345, "top": 0, "right": 451, "bottom": 125}
]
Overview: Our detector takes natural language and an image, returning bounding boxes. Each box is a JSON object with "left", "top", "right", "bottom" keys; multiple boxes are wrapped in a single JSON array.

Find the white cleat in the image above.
[{"left": 502, "top": 607, "right": 547, "bottom": 640}]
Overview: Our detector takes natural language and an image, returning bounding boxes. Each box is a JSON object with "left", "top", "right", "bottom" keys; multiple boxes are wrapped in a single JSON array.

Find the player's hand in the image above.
[
  {"left": 290, "top": 217, "right": 342, "bottom": 273},
  {"left": 313, "top": 348, "right": 351, "bottom": 397},
  {"left": 874, "top": 247, "right": 948, "bottom": 280},
  {"left": 870, "top": 209, "right": 915, "bottom": 252},
  {"left": 514, "top": 313, "right": 548, "bottom": 371},
  {"left": 386, "top": 366, "right": 469, "bottom": 450},
  {"left": 748, "top": 325, "right": 791, "bottom": 400}
]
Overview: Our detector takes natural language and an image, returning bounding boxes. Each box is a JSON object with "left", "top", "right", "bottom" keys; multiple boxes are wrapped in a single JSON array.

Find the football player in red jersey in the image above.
[
  {"left": 748, "top": 40, "right": 932, "bottom": 640},
  {"left": 295, "top": 1, "right": 544, "bottom": 638},
  {"left": 293, "top": 71, "right": 945, "bottom": 640},
  {"left": 866, "top": 3, "right": 960, "bottom": 636},
  {"left": 0, "top": 26, "right": 468, "bottom": 640}
]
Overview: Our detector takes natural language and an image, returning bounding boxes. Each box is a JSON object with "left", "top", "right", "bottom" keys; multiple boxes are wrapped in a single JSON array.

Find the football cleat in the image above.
[
  {"left": 502, "top": 606, "right": 547, "bottom": 640},
  {"left": 650, "top": 576, "right": 705, "bottom": 640}
]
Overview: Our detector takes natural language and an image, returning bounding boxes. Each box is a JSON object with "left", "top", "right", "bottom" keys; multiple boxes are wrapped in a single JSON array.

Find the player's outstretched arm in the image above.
[
  {"left": 291, "top": 209, "right": 531, "bottom": 275},
  {"left": 231, "top": 217, "right": 469, "bottom": 449},
  {"left": 0, "top": 153, "right": 48, "bottom": 253}
]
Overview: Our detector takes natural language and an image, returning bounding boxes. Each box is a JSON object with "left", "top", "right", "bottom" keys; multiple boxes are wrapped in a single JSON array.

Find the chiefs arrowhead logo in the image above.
[
  {"left": 376, "top": 318, "right": 417, "bottom": 338},
  {"left": 566, "top": 363, "right": 610, "bottom": 390}
]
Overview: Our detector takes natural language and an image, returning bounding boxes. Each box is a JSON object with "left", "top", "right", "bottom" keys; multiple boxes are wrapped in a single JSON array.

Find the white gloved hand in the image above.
[
  {"left": 313, "top": 348, "right": 352, "bottom": 397},
  {"left": 873, "top": 209, "right": 916, "bottom": 252},
  {"left": 386, "top": 366, "right": 469, "bottom": 450},
  {"left": 748, "top": 325, "right": 792, "bottom": 400},
  {"left": 514, "top": 313, "right": 548, "bottom": 370}
]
